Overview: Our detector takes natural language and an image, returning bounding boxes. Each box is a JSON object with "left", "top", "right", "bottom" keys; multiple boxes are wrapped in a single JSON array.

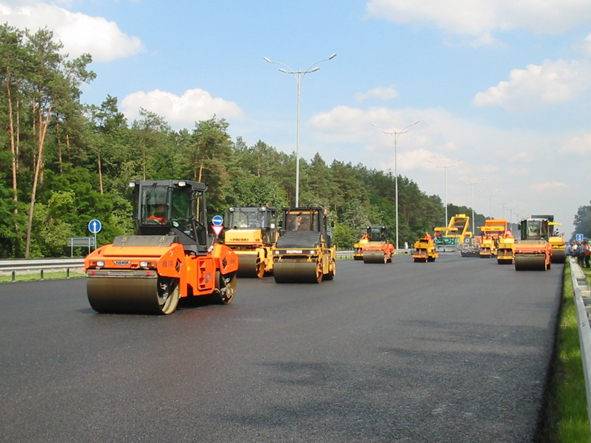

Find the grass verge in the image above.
[{"left": 543, "top": 261, "right": 589, "bottom": 441}]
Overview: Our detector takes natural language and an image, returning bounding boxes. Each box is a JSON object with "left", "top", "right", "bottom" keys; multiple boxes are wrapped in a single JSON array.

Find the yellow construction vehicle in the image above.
[
  {"left": 530, "top": 215, "right": 565, "bottom": 263},
  {"left": 514, "top": 217, "right": 552, "bottom": 271},
  {"left": 434, "top": 214, "right": 471, "bottom": 252},
  {"left": 353, "top": 233, "right": 370, "bottom": 260},
  {"left": 433, "top": 227, "right": 458, "bottom": 252},
  {"left": 479, "top": 219, "right": 507, "bottom": 258},
  {"left": 496, "top": 233, "right": 515, "bottom": 264},
  {"left": 413, "top": 236, "right": 439, "bottom": 262},
  {"left": 361, "top": 226, "right": 395, "bottom": 263},
  {"left": 224, "top": 206, "right": 278, "bottom": 278},
  {"left": 273, "top": 207, "right": 336, "bottom": 283},
  {"left": 548, "top": 226, "right": 566, "bottom": 263},
  {"left": 84, "top": 180, "right": 239, "bottom": 315}
]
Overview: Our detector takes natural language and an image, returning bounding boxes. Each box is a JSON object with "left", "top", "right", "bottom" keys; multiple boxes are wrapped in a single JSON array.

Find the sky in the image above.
[{"left": 3, "top": 0, "right": 591, "bottom": 236}]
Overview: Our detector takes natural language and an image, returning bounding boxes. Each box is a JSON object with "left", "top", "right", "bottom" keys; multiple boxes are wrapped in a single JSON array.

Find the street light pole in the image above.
[
  {"left": 460, "top": 178, "right": 480, "bottom": 235},
  {"left": 371, "top": 120, "right": 420, "bottom": 250},
  {"left": 264, "top": 53, "right": 337, "bottom": 207},
  {"left": 428, "top": 159, "right": 461, "bottom": 228},
  {"left": 482, "top": 191, "right": 500, "bottom": 219}
]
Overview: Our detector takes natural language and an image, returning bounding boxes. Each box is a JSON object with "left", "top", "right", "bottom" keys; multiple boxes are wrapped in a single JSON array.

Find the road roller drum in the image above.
[
  {"left": 235, "top": 253, "right": 265, "bottom": 278},
  {"left": 363, "top": 251, "right": 387, "bottom": 263},
  {"left": 515, "top": 254, "right": 548, "bottom": 271}
]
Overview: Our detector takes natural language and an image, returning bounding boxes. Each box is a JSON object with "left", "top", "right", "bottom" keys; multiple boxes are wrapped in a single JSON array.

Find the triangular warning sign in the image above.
[{"left": 212, "top": 225, "right": 224, "bottom": 237}]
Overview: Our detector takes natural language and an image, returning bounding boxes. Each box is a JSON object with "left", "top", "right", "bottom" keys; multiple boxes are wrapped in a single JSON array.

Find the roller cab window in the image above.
[
  {"left": 228, "top": 209, "right": 261, "bottom": 229},
  {"left": 141, "top": 185, "right": 170, "bottom": 225}
]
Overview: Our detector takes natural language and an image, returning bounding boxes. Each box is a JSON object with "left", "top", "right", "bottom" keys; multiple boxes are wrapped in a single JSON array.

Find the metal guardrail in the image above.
[
  {"left": 569, "top": 256, "right": 591, "bottom": 429},
  {"left": 0, "top": 258, "right": 85, "bottom": 282},
  {"left": 0, "top": 249, "right": 411, "bottom": 281}
]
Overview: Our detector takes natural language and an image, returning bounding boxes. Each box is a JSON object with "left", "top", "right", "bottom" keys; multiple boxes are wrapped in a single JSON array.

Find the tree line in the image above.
[{"left": 0, "top": 24, "right": 499, "bottom": 258}]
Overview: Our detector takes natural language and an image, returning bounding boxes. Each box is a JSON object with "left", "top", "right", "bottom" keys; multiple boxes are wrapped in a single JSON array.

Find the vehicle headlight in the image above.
[{"left": 96, "top": 260, "right": 105, "bottom": 268}]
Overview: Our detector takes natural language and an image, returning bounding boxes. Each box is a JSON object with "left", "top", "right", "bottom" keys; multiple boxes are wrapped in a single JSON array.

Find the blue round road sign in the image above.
[
  {"left": 212, "top": 215, "right": 223, "bottom": 226},
  {"left": 88, "top": 219, "right": 102, "bottom": 234}
]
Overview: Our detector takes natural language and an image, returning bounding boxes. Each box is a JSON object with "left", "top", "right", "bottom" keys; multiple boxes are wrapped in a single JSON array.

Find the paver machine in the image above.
[
  {"left": 84, "top": 180, "right": 239, "bottom": 314},
  {"left": 514, "top": 216, "right": 553, "bottom": 271},
  {"left": 273, "top": 207, "right": 336, "bottom": 283},
  {"left": 434, "top": 214, "right": 471, "bottom": 252},
  {"left": 413, "top": 235, "right": 439, "bottom": 262},
  {"left": 361, "top": 226, "right": 395, "bottom": 263},
  {"left": 224, "top": 206, "right": 278, "bottom": 278}
]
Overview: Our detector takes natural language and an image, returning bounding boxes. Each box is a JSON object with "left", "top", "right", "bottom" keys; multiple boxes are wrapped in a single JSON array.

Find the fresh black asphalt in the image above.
[{"left": 0, "top": 254, "right": 563, "bottom": 442}]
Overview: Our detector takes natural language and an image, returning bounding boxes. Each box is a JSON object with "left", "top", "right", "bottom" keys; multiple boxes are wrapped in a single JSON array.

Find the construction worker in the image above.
[{"left": 424, "top": 232, "right": 432, "bottom": 241}]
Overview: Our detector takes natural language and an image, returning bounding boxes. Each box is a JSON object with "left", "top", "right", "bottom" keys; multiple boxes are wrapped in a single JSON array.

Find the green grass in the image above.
[
  {"left": 543, "top": 261, "right": 590, "bottom": 442},
  {"left": 0, "top": 270, "right": 86, "bottom": 283}
]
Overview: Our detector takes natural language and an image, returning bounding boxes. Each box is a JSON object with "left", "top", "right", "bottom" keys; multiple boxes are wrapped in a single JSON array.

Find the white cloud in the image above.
[
  {"left": 530, "top": 181, "right": 569, "bottom": 192},
  {"left": 0, "top": 1, "right": 144, "bottom": 61},
  {"left": 121, "top": 88, "right": 243, "bottom": 127},
  {"left": 583, "top": 33, "right": 591, "bottom": 58},
  {"left": 366, "top": 0, "right": 591, "bottom": 43},
  {"left": 473, "top": 59, "right": 591, "bottom": 111},
  {"left": 307, "top": 104, "right": 584, "bottom": 232},
  {"left": 356, "top": 85, "right": 399, "bottom": 102},
  {"left": 560, "top": 134, "right": 591, "bottom": 154}
]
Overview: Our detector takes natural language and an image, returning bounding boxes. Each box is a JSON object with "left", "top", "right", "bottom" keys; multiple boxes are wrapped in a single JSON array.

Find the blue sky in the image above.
[{"left": 4, "top": 0, "right": 591, "bottom": 235}]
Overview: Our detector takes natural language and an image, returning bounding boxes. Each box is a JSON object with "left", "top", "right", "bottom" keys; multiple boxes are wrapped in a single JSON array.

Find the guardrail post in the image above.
[
  {"left": 66, "top": 268, "right": 70, "bottom": 279},
  {"left": 40, "top": 269, "right": 44, "bottom": 281},
  {"left": 11, "top": 270, "right": 15, "bottom": 283}
]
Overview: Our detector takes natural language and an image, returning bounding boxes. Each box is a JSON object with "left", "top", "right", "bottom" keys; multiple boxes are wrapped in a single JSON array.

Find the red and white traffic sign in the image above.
[{"left": 212, "top": 225, "right": 224, "bottom": 237}]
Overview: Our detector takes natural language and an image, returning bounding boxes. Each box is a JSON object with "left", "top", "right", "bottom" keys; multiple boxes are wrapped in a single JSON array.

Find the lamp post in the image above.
[
  {"left": 482, "top": 190, "right": 500, "bottom": 219},
  {"left": 264, "top": 53, "right": 337, "bottom": 207},
  {"left": 371, "top": 120, "right": 420, "bottom": 250},
  {"left": 460, "top": 178, "right": 480, "bottom": 236},
  {"left": 428, "top": 158, "right": 461, "bottom": 228},
  {"left": 507, "top": 205, "right": 518, "bottom": 231}
]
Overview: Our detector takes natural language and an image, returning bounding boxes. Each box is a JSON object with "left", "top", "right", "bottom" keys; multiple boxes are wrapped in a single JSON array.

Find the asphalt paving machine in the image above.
[
  {"left": 224, "top": 206, "right": 278, "bottom": 278},
  {"left": 273, "top": 207, "right": 336, "bottom": 283},
  {"left": 361, "top": 226, "right": 395, "bottom": 263},
  {"left": 84, "top": 180, "right": 239, "bottom": 314},
  {"left": 514, "top": 216, "right": 552, "bottom": 271},
  {"left": 413, "top": 235, "right": 438, "bottom": 262},
  {"left": 434, "top": 214, "right": 471, "bottom": 252}
]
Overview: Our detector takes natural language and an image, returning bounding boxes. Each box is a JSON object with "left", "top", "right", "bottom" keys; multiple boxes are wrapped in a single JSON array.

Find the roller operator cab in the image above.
[
  {"left": 514, "top": 217, "right": 552, "bottom": 271},
  {"left": 224, "top": 206, "right": 278, "bottom": 278},
  {"left": 84, "top": 180, "right": 239, "bottom": 315},
  {"left": 272, "top": 207, "right": 336, "bottom": 283},
  {"left": 361, "top": 226, "right": 395, "bottom": 263}
]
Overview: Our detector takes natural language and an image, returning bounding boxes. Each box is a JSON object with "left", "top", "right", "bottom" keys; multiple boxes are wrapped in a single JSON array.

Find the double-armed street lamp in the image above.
[
  {"left": 428, "top": 158, "right": 461, "bottom": 228},
  {"left": 371, "top": 120, "right": 420, "bottom": 250},
  {"left": 264, "top": 53, "right": 337, "bottom": 207}
]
